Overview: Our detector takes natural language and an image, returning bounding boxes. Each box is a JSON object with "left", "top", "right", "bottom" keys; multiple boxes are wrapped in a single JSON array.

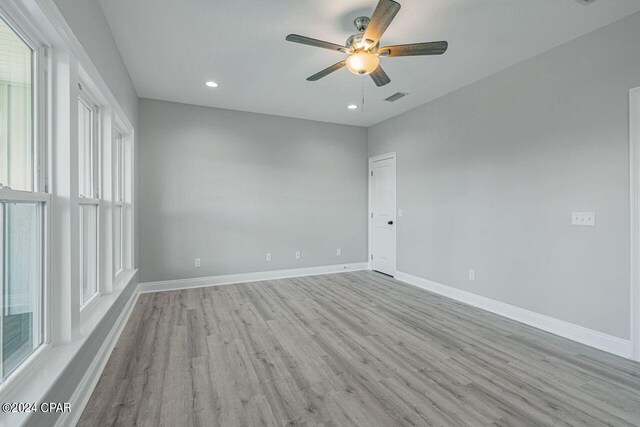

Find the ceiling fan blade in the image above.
[
  {"left": 307, "top": 61, "right": 347, "bottom": 81},
  {"left": 363, "top": 0, "right": 401, "bottom": 48},
  {"left": 370, "top": 65, "right": 391, "bottom": 87},
  {"left": 379, "top": 41, "right": 448, "bottom": 57},
  {"left": 286, "top": 34, "right": 348, "bottom": 53}
]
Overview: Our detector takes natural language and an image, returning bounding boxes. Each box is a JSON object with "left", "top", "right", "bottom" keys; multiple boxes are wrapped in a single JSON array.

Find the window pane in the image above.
[
  {"left": 0, "top": 17, "right": 33, "bottom": 192},
  {"left": 114, "top": 205, "right": 122, "bottom": 273},
  {"left": 80, "top": 204, "right": 97, "bottom": 305},
  {"left": 115, "top": 135, "right": 123, "bottom": 202},
  {"left": 1, "top": 201, "right": 43, "bottom": 380},
  {"left": 78, "top": 99, "right": 93, "bottom": 198}
]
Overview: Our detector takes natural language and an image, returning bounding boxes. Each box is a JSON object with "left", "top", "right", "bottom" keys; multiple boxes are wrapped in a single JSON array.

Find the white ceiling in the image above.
[{"left": 97, "top": 0, "right": 640, "bottom": 127}]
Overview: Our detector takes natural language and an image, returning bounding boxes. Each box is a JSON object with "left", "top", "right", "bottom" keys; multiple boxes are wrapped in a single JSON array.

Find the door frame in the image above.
[
  {"left": 368, "top": 152, "right": 397, "bottom": 276},
  {"left": 630, "top": 87, "right": 640, "bottom": 361}
]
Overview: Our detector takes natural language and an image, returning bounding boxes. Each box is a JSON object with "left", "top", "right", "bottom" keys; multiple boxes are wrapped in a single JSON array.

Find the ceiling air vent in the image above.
[
  {"left": 573, "top": 0, "right": 598, "bottom": 5},
  {"left": 385, "top": 92, "right": 408, "bottom": 102}
]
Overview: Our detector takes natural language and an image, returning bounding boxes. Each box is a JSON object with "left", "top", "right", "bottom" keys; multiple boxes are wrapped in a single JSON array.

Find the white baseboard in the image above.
[
  {"left": 54, "top": 266, "right": 630, "bottom": 427},
  {"left": 56, "top": 288, "right": 141, "bottom": 427},
  {"left": 53, "top": 263, "right": 366, "bottom": 426},
  {"left": 139, "top": 262, "right": 370, "bottom": 294},
  {"left": 395, "top": 271, "right": 632, "bottom": 359}
]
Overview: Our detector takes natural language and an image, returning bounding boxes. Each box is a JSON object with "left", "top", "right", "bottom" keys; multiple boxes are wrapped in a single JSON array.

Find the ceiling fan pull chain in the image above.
[{"left": 362, "top": 79, "right": 365, "bottom": 112}]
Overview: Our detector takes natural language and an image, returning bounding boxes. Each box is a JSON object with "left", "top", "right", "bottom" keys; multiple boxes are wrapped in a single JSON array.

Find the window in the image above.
[
  {"left": 0, "top": 1, "right": 138, "bottom": 403},
  {"left": 78, "top": 89, "right": 100, "bottom": 307},
  {"left": 113, "top": 133, "right": 123, "bottom": 275},
  {"left": 1, "top": 202, "right": 43, "bottom": 379},
  {"left": 80, "top": 203, "right": 97, "bottom": 304},
  {"left": 0, "top": 14, "right": 45, "bottom": 383},
  {"left": 78, "top": 98, "right": 96, "bottom": 198},
  {"left": 0, "top": 17, "right": 33, "bottom": 192}
]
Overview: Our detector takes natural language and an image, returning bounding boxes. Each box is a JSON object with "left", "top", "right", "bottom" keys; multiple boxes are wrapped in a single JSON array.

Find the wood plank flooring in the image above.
[{"left": 79, "top": 271, "right": 640, "bottom": 426}]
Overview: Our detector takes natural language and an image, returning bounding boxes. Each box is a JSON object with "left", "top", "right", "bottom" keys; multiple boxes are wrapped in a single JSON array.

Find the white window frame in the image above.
[
  {"left": 0, "top": 3, "right": 50, "bottom": 391},
  {"left": 0, "top": 1, "right": 138, "bottom": 419},
  {"left": 77, "top": 84, "right": 101, "bottom": 199},
  {"left": 77, "top": 84, "right": 101, "bottom": 311},
  {"left": 113, "top": 132, "right": 124, "bottom": 279},
  {"left": 78, "top": 199, "right": 99, "bottom": 310}
]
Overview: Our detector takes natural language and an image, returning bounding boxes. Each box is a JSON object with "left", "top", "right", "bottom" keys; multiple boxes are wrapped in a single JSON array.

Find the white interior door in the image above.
[{"left": 370, "top": 154, "right": 396, "bottom": 276}]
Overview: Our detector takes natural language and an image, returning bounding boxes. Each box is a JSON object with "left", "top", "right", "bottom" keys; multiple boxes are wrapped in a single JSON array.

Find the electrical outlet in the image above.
[
  {"left": 195, "top": 258, "right": 201, "bottom": 268},
  {"left": 572, "top": 212, "right": 595, "bottom": 226},
  {"left": 266, "top": 253, "right": 272, "bottom": 262},
  {"left": 337, "top": 248, "right": 342, "bottom": 256},
  {"left": 295, "top": 251, "right": 301, "bottom": 260},
  {"left": 468, "top": 269, "right": 475, "bottom": 281}
]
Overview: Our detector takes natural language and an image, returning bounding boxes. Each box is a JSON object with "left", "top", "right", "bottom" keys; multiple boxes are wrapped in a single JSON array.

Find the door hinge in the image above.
[
  {"left": 371, "top": 212, "right": 373, "bottom": 218},
  {"left": 371, "top": 254, "right": 373, "bottom": 260},
  {"left": 371, "top": 171, "right": 373, "bottom": 177}
]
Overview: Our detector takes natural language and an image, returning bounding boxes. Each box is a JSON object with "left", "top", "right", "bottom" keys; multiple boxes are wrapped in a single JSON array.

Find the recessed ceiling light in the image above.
[
  {"left": 347, "top": 104, "right": 358, "bottom": 110},
  {"left": 205, "top": 81, "right": 218, "bottom": 88}
]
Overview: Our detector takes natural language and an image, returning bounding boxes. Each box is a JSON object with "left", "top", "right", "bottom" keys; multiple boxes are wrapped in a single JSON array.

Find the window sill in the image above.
[
  {"left": 79, "top": 291, "right": 102, "bottom": 317},
  {"left": 0, "top": 269, "right": 138, "bottom": 427},
  {"left": 80, "top": 270, "right": 135, "bottom": 336},
  {"left": 113, "top": 269, "right": 126, "bottom": 291}
]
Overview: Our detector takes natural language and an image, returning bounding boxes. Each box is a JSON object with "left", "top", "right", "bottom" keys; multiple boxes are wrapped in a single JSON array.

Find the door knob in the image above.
[{"left": 388, "top": 220, "right": 394, "bottom": 225}]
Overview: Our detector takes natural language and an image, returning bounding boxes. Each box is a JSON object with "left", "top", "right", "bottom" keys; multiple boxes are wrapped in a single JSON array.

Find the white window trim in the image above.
[
  {"left": 113, "top": 132, "right": 125, "bottom": 279},
  {"left": 79, "top": 198, "right": 101, "bottom": 311},
  {"left": 114, "top": 133, "right": 124, "bottom": 204},
  {"left": 0, "top": 6, "right": 46, "bottom": 195},
  {"left": 0, "top": 188, "right": 50, "bottom": 203},
  {"left": 0, "top": 1, "right": 138, "bottom": 421},
  {"left": 113, "top": 204, "right": 124, "bottom": 279},
  {"left": 0, "top": 2, "right": 51, "bottom": 397},
  {"left": 0, "top": 194, "right": 48, "bottom": 365},
  {"left": 77, "top": 87, "right": 101, "bottom": 200},
  {"left": 77, "top": 81, "right": 102, "bottom": 313}
]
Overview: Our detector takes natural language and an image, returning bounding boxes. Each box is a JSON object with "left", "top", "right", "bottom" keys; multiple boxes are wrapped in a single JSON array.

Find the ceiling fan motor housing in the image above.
[
  {"left": 346, "top": 32, "right": 379, "bottom": 52},
  {"left": 353, "top": 16, "right": 370, "bottom": 32},
  {"left": 346, "top": 33, "right": 363, "bottom": 49}
]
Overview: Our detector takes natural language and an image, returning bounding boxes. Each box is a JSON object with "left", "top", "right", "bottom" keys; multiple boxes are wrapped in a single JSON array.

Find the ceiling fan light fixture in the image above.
[
  {"left": 285, "top": 0, "right": 448, "bottom": 87},
  {"left": 346, "top": 51, "right": 379, "bottom": 76},
  {"left": 205, "top": 81, "right": 218, "bottom": 88}
]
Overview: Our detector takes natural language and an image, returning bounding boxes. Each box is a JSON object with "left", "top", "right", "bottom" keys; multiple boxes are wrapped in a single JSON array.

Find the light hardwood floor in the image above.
[{"left": 79, "top": 271, "right": 640, "bottom": 426}]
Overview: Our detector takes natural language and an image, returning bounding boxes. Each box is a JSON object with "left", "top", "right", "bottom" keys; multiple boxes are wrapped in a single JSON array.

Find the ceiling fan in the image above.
[{"left": 285, "top": 0, "right": 448, "bottom": 87}]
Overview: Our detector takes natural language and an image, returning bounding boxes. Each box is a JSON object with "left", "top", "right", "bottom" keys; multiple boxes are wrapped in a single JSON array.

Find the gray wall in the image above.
[
  {"left": 369, "top": 12, "right": 640, "bottom": 339},
  {"left": 139, "top": 99, "right": 368, "bottom": 283}
]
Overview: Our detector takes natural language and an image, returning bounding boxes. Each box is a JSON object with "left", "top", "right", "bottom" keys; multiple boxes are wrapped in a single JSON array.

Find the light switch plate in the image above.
[
  {"left": 266, "top": 253, "right": 272, "bottom": 261},
  {"left": 398, "top": 209, "right": 403, "bottom": 217},
  {"left": 572, "top": 212, "right": 595, "bottom": 226},
  {"left": 295, "top": 251, "right": 301, "bottom": 260},
  {"left": 195, "top": 258, "right": 201, "bottom": 267}
]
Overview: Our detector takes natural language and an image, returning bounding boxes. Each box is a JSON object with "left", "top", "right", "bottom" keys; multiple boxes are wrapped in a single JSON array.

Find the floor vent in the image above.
[{"left": 385, "top": 92, "right": 408, "bottom": 102}]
